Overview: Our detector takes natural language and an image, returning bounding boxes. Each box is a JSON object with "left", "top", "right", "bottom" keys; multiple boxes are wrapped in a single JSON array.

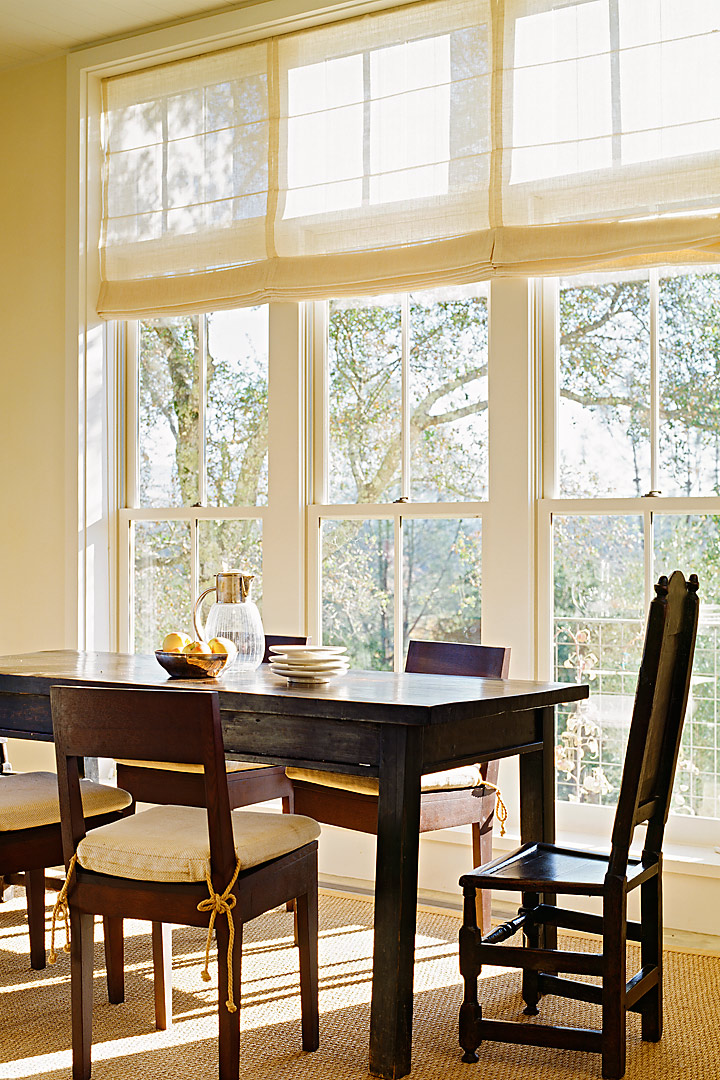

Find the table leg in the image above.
[
  {"left": 369, "top": 725, "right": 423, "bottom": 1080},
  {"left": 519, "top": 705, "right": 557, "bottom": 947}
]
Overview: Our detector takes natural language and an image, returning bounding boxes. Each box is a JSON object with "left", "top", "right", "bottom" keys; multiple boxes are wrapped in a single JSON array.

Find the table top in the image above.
[{"left": 0, "top": 650, "right": 589, "bottom": 727}]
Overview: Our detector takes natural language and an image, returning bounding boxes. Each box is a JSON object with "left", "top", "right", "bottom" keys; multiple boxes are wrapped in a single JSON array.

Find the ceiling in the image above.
[{"left": 0, "top": 0, "right": 245, "bottom": 70}]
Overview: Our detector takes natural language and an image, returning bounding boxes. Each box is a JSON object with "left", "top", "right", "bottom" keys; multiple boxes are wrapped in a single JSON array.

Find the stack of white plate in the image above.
[{"left": 268, "top": 645, "right": 349, "bottom": 685}]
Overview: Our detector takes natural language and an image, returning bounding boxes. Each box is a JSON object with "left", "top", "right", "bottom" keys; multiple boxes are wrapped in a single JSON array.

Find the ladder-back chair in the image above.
[
  {"left": 51, "top": 684, "right": 320, "bottom": 1080},
  {"left": 290, "top": 639, "right": 511, "bottom": 933}
]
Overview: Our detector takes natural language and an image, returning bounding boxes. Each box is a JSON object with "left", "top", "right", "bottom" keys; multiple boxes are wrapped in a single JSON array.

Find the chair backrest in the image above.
[
  {"left": 50, "top": 686, "right": 237, "bottom": 888},
  {"left": 263, "top": 635, "right": 308, "bottom": 663},
  {"left": 608, "top": 571, "right": 699, "bottom": 875},
  {"left": 405, "top": 639, "right": 511, "bottom": 678}
]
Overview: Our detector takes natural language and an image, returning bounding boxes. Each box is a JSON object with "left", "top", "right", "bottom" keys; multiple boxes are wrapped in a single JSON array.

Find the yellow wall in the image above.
[{"left": 0, "top": 58, "right": 68, "bottom": 769}]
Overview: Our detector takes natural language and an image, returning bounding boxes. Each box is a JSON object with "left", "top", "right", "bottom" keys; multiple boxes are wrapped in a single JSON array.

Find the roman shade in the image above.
[{"left": 98, "top": 0, "right": 720, "bottom": 317}]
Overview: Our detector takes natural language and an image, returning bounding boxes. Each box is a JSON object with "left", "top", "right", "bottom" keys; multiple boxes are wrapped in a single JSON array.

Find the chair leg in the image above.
[
  {"left": 216, "top": 915, "right": 242, "bottom": 1080},
  {"left": 471, "top": 821, "right": 493, "bottom": 936},
  {"left": 521, "top": 892, "right": 541, "bottom": 1016},
  {"left": 26, "top": 868, "right": 46, "bottom": 970},
  {"left": 459, "top": 884, "right": 482, "bottom": 1063},
  {"left": 151, "top": 922, "right": 173, "bottom": 1030},
  {"left": 640, "top": 871, "right": 663, "bottom": 1042},
  {"left": 282, "top": 793, "right": 297, "bottom": 913},
  {"left": 103, "top": 917, "right": 125, "bottom": 1003},
  {"left": 296, "top": 873, "right": 319, "bottom": 1051},
  {"left": 70, "top": 908, "right": 94, "bottom": 1080},
  {"left": 601, "top": 887, "right": 627, "bottom": 1079}
]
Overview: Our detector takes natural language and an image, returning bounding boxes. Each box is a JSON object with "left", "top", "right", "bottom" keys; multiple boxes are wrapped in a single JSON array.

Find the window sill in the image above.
[{"left": 425, "top": 823, "right": 720, "bottom": 880}]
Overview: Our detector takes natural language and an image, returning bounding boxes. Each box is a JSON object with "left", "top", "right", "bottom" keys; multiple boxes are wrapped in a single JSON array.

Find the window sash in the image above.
[{"left": 539, "top": 265, "right": 720, "bottom": 825}]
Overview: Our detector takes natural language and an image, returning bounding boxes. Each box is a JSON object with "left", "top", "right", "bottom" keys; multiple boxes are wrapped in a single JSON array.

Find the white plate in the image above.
[
  {"left": 268, "top": 644, "right": 347, "bottom": 655},
  {"left": 270, "top": 663, "right": 349, "bottom": 677},
  {"left": 270, "top": 670, "right": 340, "bottom": 684},
  {"left": 270, "top": 656, "right": 349, "bottom": 669},
  {"left": 269, "top": 659, "right": 348, "bottom": 670}
]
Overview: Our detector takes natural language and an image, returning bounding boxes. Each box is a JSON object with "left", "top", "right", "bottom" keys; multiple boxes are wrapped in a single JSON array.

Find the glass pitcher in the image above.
[{"left": 192, "top": 571, "right": 265, "bottom": 671}]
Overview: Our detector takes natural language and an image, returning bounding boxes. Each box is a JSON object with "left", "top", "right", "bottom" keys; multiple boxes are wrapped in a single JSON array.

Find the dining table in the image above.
[{"left": 0, "top": 649, "right": 588, "bottom": 1079}]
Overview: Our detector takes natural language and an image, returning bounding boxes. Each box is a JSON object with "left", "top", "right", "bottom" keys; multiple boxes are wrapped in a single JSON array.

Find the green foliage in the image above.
[
  {"left": 327, "top": 292, "right": 488, "bottom": 504},
  {"left": 328, "top": 300, "right": 403, "bottom": 503},
  {"left": 554, "top": 515, "right": 644, "bottom": 620},
  {"left": 135, "top": 312, "right": 268, "bottom": 646},
  {"left": 139, "top": 318, "right": 201, "bottom": 506},
  {"left": 555, "top": 270, "right": 720, "bottom": 816},
  {"left": 659, "top": 273, "right": 720, "bottom": 495},
  {"left": 323, "top": 291, "right": 488, "bottom": 668},
  {"left": 322, "top": 519, "right": 394, "bottom": 670},
  {"left": 205, "top": 311, "right": 268, "bottom": 507},
  {"left": 133, "top": 520, "right": 192, "bottom": 652}
]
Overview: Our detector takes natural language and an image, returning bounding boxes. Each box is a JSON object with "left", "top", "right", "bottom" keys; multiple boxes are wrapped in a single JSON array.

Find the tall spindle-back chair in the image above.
[{"left": 458, "top": 571, "right": 700, "bottom": 1079}]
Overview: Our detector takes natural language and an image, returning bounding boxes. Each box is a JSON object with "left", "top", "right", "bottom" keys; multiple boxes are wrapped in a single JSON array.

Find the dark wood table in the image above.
[{"left": 0, "top": 650, "right": 588, "bottom": 1079}]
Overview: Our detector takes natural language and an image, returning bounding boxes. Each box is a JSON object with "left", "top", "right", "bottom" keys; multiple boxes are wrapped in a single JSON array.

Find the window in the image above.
[
  {"left": 117, "top": 266, "right": 720, "bottom": 827},
  {"left": 122, "top": 307, "right": 269, "bottom": 652},
  {"left": 311, "top": 284, "right": 488, "bottom": 670},
  {"left": 543, "top": 266, "right": 720, "bottom": 821}
]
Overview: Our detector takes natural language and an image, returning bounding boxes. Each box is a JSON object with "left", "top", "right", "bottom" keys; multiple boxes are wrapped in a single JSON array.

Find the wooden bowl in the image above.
[{"left": 154, "top": 650, "right": 229, "bottom": 679}]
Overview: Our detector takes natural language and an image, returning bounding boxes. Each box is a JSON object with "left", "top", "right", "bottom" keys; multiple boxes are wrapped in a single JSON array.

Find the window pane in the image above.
[
  {"left": 206, "top": 308, "right": 269, "bottom": 507},
  {"left": 404, "top": 518, "right": 481, "bottom": 644},
  {"left": 322, "top": 519, "right": 394, "bottom": 669},
  {"left": 659, "top": 269, "right": 720, "bottom": 497},
  {"left": 655, "top": 515, "right": 720, "bottom": 819},
  {"left": 139, "top": 316, "right": 200, "bottom": 507},
  {"left": 133, "top": 520, "right": 192, "bottom": 653},
  {"left": 558, "top": 273, "right": 650, "bottom": 497},
  {"left": 328, "top": 297, "right": 402, "bottom": 503},
  {"left": 197, "top": 519, "right": 264, "bottom": 615},
  {"left": 409, "top": 284, "right": 488, "bottom": 501},
  {"left": 553, "top": 515, "right": 644, "bottom": 805}
]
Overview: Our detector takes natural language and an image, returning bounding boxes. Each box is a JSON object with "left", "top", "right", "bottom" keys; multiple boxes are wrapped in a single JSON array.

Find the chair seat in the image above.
[
  {"left": 287, "top": 763, "right": 488, "bottom": 796},
  {"left": 115, "top": 759, "right": 274, "bottom": 774},
  {"left": 76, "top": 805, "right": 321, "bottom": 882},
  {"left": 0, "top": 771, "right": 132, "bottom": 832},
  {"left": 460, "top": 842, "right": 642, "bottom": 895}
]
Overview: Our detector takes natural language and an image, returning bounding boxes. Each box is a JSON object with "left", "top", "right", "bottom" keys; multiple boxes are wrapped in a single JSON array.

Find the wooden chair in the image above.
[
  {"left": 115, "top": 635, "right": 307, "bottom": 811},
  {"left": 289, "top": 639, "right": 511, "bottom": 934},
  {"left": 0, "top": 771, "right": 132, "bottom": 971},
  {"left": 458, "top": 571, "right": 700, "bottom": 1079},
  {"left": 51, "top": 684, "right": 319, "bottom": 1080}
]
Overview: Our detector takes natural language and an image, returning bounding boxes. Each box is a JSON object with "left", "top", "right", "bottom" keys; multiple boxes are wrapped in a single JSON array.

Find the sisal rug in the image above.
[{"left": 0, "top": 889, "right": 717, "bottom": 1079}]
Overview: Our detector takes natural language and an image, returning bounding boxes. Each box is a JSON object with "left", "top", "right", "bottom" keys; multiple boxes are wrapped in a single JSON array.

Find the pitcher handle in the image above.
[{"left": 192, "top": 587, "right": 216, "bottom": 643}]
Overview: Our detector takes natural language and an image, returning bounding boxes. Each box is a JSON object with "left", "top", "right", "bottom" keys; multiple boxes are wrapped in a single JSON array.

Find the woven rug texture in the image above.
[{"left": 0, "top": 890, "right": 717, "bottom": 1079}]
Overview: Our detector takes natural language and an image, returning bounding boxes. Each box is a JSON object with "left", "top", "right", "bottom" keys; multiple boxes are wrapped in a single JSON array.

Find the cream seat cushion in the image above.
[
  {"left": 115, "top": 760, "right": 273, "bottom": 774},
  {"left": 0, "top": 772, "right": 132, "bottom": 832},
  {"left": 76, "top": 805, "right": 320, "bottom": 883},
  {"left": 286, "top": 764, "right": 486, "bottom": 795}
]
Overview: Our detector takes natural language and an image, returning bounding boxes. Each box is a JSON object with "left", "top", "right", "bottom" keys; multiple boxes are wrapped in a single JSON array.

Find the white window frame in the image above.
[
  {"left": 537, "top": 274, "right": 720, "bottom": 849},
  {"left": 307, "top": 281, "right": 538, "bottom": 678},
  {"left": 308, "top": 291, "right": 486, "bottom": 667},
  {"left": 117, "top": 303, "right": 309, "bottom": 649}
]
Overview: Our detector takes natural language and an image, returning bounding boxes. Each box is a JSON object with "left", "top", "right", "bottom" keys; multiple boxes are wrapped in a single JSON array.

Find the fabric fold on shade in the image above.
[
  {"left": 98, "top": 230, "right": 496, "bottom": 316},
  {"left": 98, "top": 0, "right": 720, "bottom": 317},
  {"left": 98, "top": 216, "right": 720, "bottom": 317},
  {"left": 490, "top": 215, "right": 720, "bottom": 278}
]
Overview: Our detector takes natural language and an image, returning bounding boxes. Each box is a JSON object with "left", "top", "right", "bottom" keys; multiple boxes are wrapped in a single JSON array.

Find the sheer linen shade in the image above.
[{"left": 98, "top": 0, "right": 720, "bottom": 318}]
